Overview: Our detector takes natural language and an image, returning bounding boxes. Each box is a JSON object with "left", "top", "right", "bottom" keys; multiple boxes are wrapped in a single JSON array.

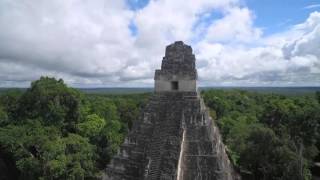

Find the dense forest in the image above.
[
  {"left": 0, "top": 77, "right": 320, "bottom": 180},
  {"left": 0, "top": 77, "right": 149, "bottom": 179},
  {"left": 202, "top": 90, "right": 320, "bottom": 179}
]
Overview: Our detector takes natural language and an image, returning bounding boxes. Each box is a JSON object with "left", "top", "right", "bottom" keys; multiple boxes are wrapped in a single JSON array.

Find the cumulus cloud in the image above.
[
  {"left": 197, "top": 11, "right": 320, "bottom": 86},
  {"left": 0, "top": 0, "right": 135, "bottom": 85},
  {"left": 205, "top": 7, "right": 262, "bottom": 43},
  {"left": 0, "top": 0, "right": 319, "bottom": 87},
  {"left": 283, "top": 12, "right": 320, "bottom": 59}
]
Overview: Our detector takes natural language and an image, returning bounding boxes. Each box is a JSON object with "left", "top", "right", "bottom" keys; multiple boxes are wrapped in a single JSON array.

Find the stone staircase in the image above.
[
  {"left": 144, "top": 97, "right": 185, "bottom": 180},
  {"left": 146, "top": 127, "right": 164, "bottom": 180},
  {"left": 104, "top": 92, "right": 239, "bottom": 180}
]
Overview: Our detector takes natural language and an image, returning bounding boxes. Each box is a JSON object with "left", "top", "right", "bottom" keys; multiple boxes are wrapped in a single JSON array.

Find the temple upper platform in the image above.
[{"left": 154, "top": 41, "right": 198, "bottom": 93}]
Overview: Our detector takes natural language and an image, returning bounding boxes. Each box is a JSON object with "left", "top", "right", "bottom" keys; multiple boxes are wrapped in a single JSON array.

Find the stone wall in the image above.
[
  {"left": 103, "top": 92, "right": 240, "bottom": 180},
  {"left": 154, "top": 41, "right": 197, "bottom": 93},
  {"left": 154, "top": 80, "right": 197, "bottom": 92}
]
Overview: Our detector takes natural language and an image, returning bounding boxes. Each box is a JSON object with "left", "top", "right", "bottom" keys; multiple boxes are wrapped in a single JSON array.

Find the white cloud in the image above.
[
  {"left": 0, "top": 0, "right": 319, "bottom": 87},
  {"left": 283, "top": 12, "right": 320, "bottom": 59},
  {"left": 0, "top": 0, "right": 135, "bottom": 80},
  {"left": 196, "top": 11, "right": 320, "bottom": 86},
  {"left": 304, "top": 4, "right": 320, "bottom": 10},
  {"left": 205, "top": 7, "right": 262, "bottom": 43}
]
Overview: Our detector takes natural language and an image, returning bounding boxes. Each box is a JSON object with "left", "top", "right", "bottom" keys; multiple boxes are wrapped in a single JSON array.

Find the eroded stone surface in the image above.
[
  {"left": 103, "top": 42, "right": 240, "bottom": 180},
  {"left": 154, "top": 41, "right": 197, "bottom": 93}
]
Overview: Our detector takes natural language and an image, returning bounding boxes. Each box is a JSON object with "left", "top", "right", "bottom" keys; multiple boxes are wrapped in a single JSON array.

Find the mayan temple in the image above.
[{"left": 104, "top": 41, "right": 239, "bottom": 180}]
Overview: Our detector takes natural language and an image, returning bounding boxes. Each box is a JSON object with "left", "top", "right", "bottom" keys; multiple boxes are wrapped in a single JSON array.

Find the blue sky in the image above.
[
  {"left": 126, "top": 0, "right": 149, "bottom": 10},
  {"left": 126, "top": 0, "right": 320, "bottom": 36},
  {"left": 246, "top": 0, "right": 320, "bottom": 35},
  {"left": 0, "top": 0, "right": 319, "bottom": 87}
]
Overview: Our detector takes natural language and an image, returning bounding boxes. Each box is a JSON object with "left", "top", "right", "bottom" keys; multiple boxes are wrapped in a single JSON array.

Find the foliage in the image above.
[
  {"left": 316, "top": 91, "right": 320, "bottom": 103},
  {"left": 0, "top": 104, "right": 8, "bottom": 126},
  {"left": 0, "top": 89, "right": 23, "bottom": 123},
  {"left": 239, "top": 126, "right": 310, "bottom": 180},
  {"left": 203, "top": 89, "right": 320, "bottom": 179},
  {"left": 0, "top": 77, "right": 149, "bottom": 179},
  {"left": 0, "top": 120, "right": 96, "bottom": 180},
  {"left": 15, "top": 77, "right": 83, "bottom": 132},
  {"left": 77, "top": 114, "right": 106, "bottom": 138}
]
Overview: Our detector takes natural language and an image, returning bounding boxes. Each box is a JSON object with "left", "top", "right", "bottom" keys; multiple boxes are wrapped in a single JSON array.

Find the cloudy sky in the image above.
[{"left": 0, "top": 0, "right": 320, "bottom": 87}]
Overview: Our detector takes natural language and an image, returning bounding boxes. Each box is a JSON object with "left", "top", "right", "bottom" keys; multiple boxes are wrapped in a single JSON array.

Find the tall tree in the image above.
[{"left": 16, "top": 77, "right": 83, "bottom": 132}]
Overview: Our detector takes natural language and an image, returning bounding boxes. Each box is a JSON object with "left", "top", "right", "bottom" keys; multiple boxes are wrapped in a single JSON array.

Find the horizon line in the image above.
[{"left": 1, "top": 86, "right": 320, "bottom": 89}]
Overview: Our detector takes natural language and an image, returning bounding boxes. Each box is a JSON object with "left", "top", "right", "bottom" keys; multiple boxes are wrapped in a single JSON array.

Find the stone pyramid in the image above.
[{"left": 104, "top": 41, "right": 239, "bottom": 180}]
